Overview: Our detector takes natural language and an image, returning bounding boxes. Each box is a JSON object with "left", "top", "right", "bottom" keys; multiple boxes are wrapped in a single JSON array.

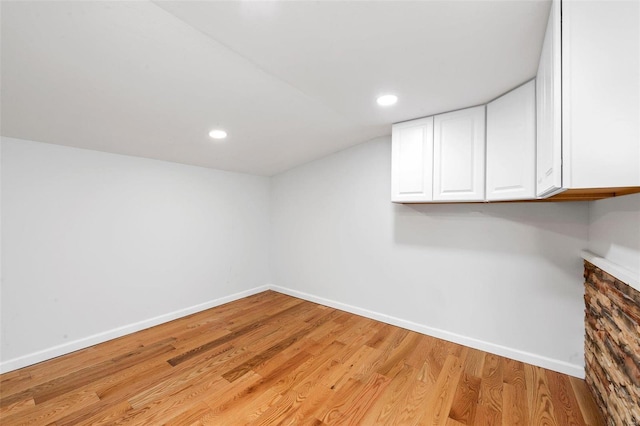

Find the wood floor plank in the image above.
[
  {"left": 222, "top": 308, "right": 339, "bottom": 383},
  {"left": 446, "top": 418, "right": 468, "bottom": 426},
  {"left": 365, "top": 323, "right": 395, "bottom": 349},
  {"left": 358, "top": 362, "right": 415, "bottom": 425},
  {"left": 448, "top": 372, "right": 481, "bottom": 424},
  {"left": 267, "top": 343, "right": 348, "bottom": 398},
  {"left": 524, "top": 364, "right": 560, "bottom": 426},
  {"left": 404, "top": 333, "right": 437, "bottom": 369},
  {"left": 0, "top": 395, "right": 35, "bottom": 418},
  {"left": 55, "top": 399, "right": 134, "bottom": 426},
  {"left": 475, "top": 404, "right": 502, "bottom": 426},
  {"left": 326, "top": 319, "right": 382, "bottom": 364},
  {"left": 0, "top": 340, "right": 176, "bottom": 409},
  {"left": 222, "top": 328, "right": 315, "bottom": 382},
  {"left": 376, "top": 332, "right": 422, "bottom": 378},
  {"left": 464, "top": 347, "right": 487, "bottom": 377},
  {"left": 302, "top": 312, "right": 350, "bottom": 346},
  {"left": 205, "top": 354, "right": 311, "bottom": 423},
  {"left": 221, "top": 293, "right": 304, "bottom": 330},
  {"left": 166, "top": 323, "right": 232, "bottom": 354},
  {"left": 163, "top": 401, "right": 212, "bottom": 425},
  {"left": 418, "top": 352, "right": 467, "bottom": 426},
  {"left": 4, "top": 342, "right": 142, "bottom": 398},
  {"left": 0, "top": 370, "right": 33, "bottom": 397},
  {"left": 0, "top": 291, "right": 603, "bottom": 426},
  {"left": 267, "top": 380, "right": 333, "bottom": 426},
  {"left": 335, "top": 315, "right": 383, "bottom": 349},
  {"left": 129, "top": 323, "right": 301, "bottom": 409},
  {"left": 122, "top": 371, "right": 262, "bottom": 425},
  {"left": 394, "top": 377, "right": 432, "bottom": 425},
  {"left": 333, "top": 346, "right": 389, "bottom": 390},
  {"left": 424, "top": 338, "right": 450, "bottom": 384},
  {"left": 94, "top": 355, "right": 176, "bottom": 400},
  {"left": 37, "top": 341, "right": 176, "bottom": 405},
  {"left": 546, "top": 370, "right": 587, "bottom": 426},
  {"left": 503, "top": 382, "right": 528, "bottom": 426},
  {"left": 1, "top": 389, "right": 100, "bottom": 426},
  {"left": 478, "top": 352, "right": 504, "bottom": 417},
  {"left": 23, "top": 344, "right": 132, "bottom": 385},
  {"left": 221, "top": 387, "right": 284, "bottom": 425},
  {"left": 568, "top": 376, "right": 604, "bottom": 426},
  {"left": 261, "top": 343, "right": 360, "bottom": 425},
  {"left": 327, "top": 372, "right": 390, "bottom": 425},
  {"left": 502, "top": 358, "right": 528, "bottom": 426},
  {"left": 318, "top": 344, "right": 378, "bottom": 391},
  {"left": 167, "top": 300, "right": 307, "bottom": 366}
]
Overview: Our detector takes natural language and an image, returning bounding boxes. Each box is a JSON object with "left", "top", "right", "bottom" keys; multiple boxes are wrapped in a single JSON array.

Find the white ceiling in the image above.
[{"left": 1, "top": 1, "right": 551, "bottom": 176}]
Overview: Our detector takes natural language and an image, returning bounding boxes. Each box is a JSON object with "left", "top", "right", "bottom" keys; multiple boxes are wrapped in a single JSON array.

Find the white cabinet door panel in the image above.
[
  {"left": 391, "top": 117, "right": 434, "bottom": 202},
  {"left": 433, "top": 106, "right": 485, "bottom": 201},
  {"left": 486, "top": 80, "right": 536, "bottom": 201}
]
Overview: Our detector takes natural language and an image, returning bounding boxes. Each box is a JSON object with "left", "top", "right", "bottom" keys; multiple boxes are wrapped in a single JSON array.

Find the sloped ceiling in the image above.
[{"left": 0, "top": 1, "right": 550, "bottom": 176}]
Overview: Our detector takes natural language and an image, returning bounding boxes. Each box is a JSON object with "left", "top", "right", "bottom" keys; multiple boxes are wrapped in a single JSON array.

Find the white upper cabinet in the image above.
[
  {"left": 391, "top": 117, "right": 434, "bottom": 202},
  {"left": 535, "top": 0, "right": 640, "bottom": 196},
  {"left": 536, "top": 0, "right": 562, "bottom": 197},
  {"left": 560, "top": 0, "right": 640, "bottom": 189},
  {"left": 391, "top": 0, "right": 639, "bottom": 204},
  {"left": 433, "top": 106, "right": 486, "bottom": 201},
  {"left": 486, "top": 80, "right": 536, "bottom": 201}
]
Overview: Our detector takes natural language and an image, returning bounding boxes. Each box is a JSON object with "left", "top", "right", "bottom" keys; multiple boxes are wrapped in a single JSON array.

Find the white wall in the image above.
[
  {"left": 270, "top": 136, "right": 590, "bottom": 377},
  {"left": 2, "top": 134, "right": 611, "bottom": 377},
  {"left": 588, "top": 193, "right": 640, "bottom": 281},
  {"left": 1, "top": 137, "right": 271, "bottom": 371}
]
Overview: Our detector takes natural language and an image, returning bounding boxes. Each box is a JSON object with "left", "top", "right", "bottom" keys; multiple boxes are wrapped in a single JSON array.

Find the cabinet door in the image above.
[
  {"left": 391, "top": 117, "right": 434, "bottom": 202},
  {"left": 486, "top": 80, "right": 536, "bottom": 201},
  {"left": 433, "top": 106, "right": 485, "bottom": 201},
  {"left": 536, "top": 0, "right": 562, "bottom": 197}
]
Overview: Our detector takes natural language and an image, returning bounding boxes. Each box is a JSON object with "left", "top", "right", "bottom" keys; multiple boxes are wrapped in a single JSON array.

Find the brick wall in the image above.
[{"left": 584, "top": 261, "right": 640, "bottom": 425}]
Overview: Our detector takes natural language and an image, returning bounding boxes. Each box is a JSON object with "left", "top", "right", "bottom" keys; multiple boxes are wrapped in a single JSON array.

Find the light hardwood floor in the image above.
[{"left": 0, "top": 291, "right": 603, "bottom": 425}]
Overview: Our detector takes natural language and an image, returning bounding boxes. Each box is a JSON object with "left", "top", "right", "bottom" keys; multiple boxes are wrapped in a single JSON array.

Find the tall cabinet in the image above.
[{"left": 537, "top": 0, "right": 640, "bottom": 194}]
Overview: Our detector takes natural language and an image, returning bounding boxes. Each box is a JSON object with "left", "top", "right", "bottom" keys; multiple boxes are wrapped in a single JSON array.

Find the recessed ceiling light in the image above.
[
  {"left": 209, "top": 129, "right": 227, "bottom": 139},
  {"left": 376, "top": 94, "right": 398, "bottom": 106}
]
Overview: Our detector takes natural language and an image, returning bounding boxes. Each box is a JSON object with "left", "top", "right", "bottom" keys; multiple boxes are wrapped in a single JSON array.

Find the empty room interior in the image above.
[{"left": 1, "top": 0, "right": 639, "bottom": 425}]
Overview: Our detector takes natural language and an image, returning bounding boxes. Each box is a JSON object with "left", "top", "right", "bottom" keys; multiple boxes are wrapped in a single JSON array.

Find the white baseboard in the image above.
[
  {"left": 269, "top": 284, "right": 585, "bottom": 378},
  {"left": 1, "top": 283, "right": 584, "bottom": 378},
  {"left": 0, "top": 285, "right": 270, "bottom": 374}
]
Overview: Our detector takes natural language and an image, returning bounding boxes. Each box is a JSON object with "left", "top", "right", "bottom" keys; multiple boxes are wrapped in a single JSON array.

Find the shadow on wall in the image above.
[
  {"left": 392, "top": 200, "right": 590, "bottom": 279},
  {"left": 588, "top": 193, "right": 640, "bottom": 275}
]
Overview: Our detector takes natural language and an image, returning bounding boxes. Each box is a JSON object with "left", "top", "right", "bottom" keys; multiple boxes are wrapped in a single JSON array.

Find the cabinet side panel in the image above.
[{"left": 536, "top": 0, "right": 563, "bottom": 197}]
